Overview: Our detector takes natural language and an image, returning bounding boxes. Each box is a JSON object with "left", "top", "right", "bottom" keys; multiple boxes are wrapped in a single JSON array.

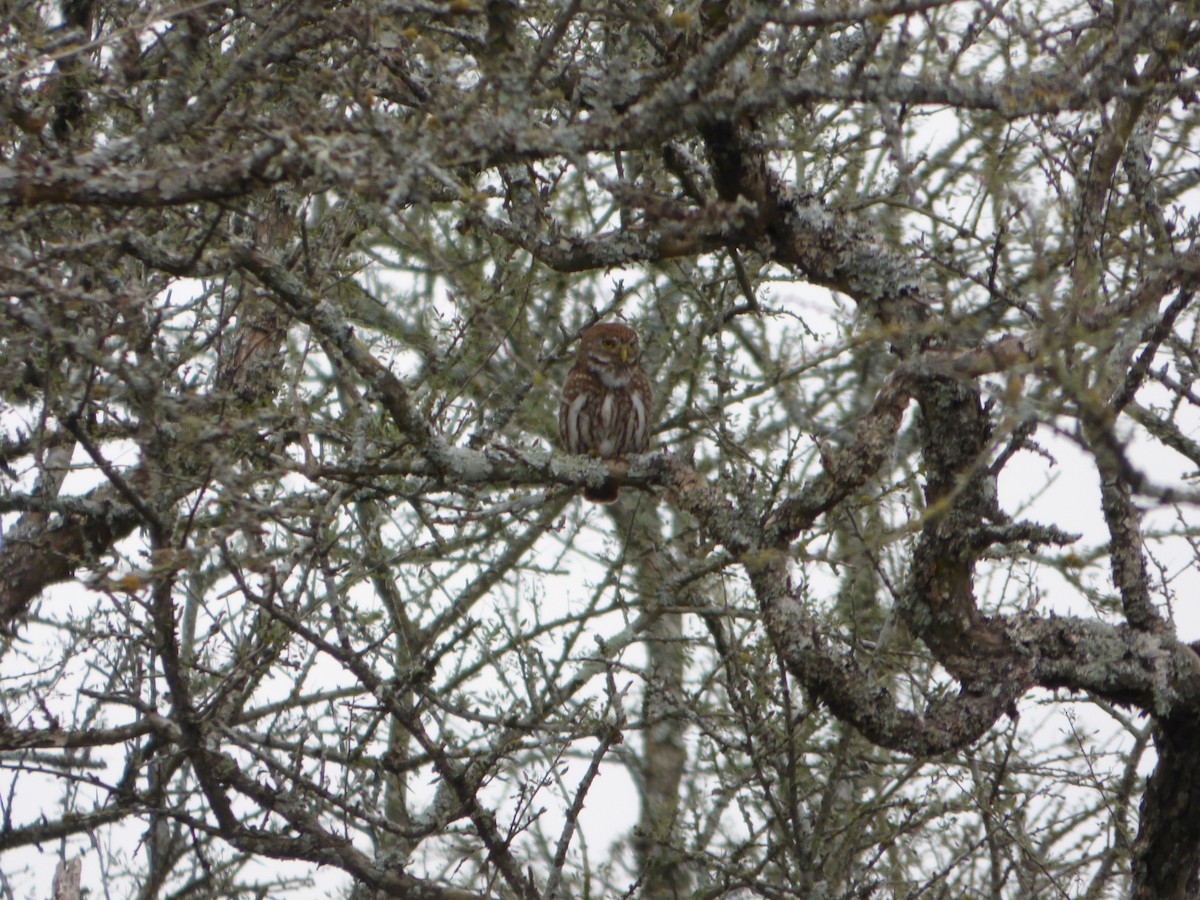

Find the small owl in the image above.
[{"left": 559, "top": 322, "right": 653, "bottom": 503}]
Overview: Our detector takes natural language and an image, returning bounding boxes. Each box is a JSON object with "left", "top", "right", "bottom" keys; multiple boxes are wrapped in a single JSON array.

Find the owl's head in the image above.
[
  {"left": 577, "top": 322, "right": 641, "bottom": 370},
  {"left": 576, "top": 322, "right": 643, "bottom": 389}
]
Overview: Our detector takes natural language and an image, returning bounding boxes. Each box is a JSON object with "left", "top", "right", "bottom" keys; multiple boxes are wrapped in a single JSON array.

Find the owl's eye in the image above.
[{"left": 600, "top": 338, "right": 616, "bottom": 349}]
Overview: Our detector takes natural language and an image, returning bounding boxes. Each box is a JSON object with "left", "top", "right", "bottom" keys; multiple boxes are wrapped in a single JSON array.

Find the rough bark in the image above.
[{"left": 1132, "top": 716, "right": 1200, "bottom": 900}]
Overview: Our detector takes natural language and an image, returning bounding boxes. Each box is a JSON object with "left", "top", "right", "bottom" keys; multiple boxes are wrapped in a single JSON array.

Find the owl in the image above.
[{"left": 559, "top": 323, "right": 653, "bottom": 503}]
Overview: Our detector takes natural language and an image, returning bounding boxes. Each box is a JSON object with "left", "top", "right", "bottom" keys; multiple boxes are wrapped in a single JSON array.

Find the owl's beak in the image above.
[{"left": 620, "top": 345, "right": 630, "bottom": 362}]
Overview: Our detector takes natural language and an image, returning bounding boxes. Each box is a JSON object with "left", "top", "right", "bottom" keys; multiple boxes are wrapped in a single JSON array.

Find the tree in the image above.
[{"left": 1, "top": 0, "right": 1198, "bottom": 896}]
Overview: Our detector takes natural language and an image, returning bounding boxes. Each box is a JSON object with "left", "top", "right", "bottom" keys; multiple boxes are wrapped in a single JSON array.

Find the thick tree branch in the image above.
[{"left": 0, "top": 140, "right": 302, "bottom": 207}]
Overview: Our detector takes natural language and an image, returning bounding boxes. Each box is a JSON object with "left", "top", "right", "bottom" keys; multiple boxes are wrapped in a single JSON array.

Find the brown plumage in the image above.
[{"left": 558, "top": 323, "right": 653, "bottom": 503}]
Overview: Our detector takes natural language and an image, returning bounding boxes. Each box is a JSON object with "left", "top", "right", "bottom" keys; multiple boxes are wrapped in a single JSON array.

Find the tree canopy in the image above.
[{"left": 2, "top": 0, "right": 1199, "bottom": 897}]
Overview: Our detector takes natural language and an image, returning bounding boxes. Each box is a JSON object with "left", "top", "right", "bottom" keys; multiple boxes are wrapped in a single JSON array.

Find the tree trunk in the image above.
[{"left": 1132, "top": 716, "right": 1200, "bottom": 899}]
